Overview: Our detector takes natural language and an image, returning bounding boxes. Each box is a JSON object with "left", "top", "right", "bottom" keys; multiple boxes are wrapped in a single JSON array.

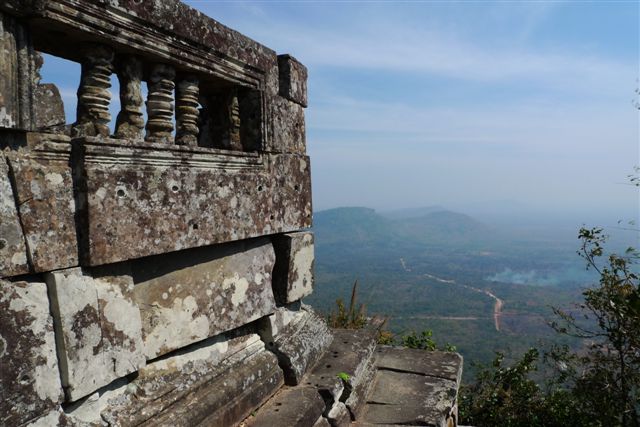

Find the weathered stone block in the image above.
[
  {"left": 74, "top": 139, "right": 310, "bottom": 265},
  {"left": 0, "top": 15, "right": 63, "bottom": 133},
  {"left": 265, "top": 304, "right": 333, "bottom": 385},
  {"left": 102, "top": 339, "right": 283, "bottom": 427},
  {"left": 0, "top": 280, "right": 63, "bottom": 426},
  {"left": 0, "top": 11, "right": 37, "bottom": 130},
  {"left": 33, "top": 83, "right": 65, "bottom": 131},
  {"left": 258, "top": 301, "right": 305, "bottom": 342},
  {"left": 306, "top": 328, "right": 378, "bottom": 406},
  {"left": 278, "top": 54, "right": 308, "bottom": 107},
  {"left": 313, "top": 416, "right": 332, "bottom": 427},
  {"left": 155, "top": 351, "right": 282, "bottom": 427},
  {"left": 268, "top": 95, "right": 306, "bottom": 153},
  {"left": 0, "top": 154, "right": 29, "bottom": 277},
  {"left": 326, "top": 401, "right": 351, "bottom": 427},
  {"left": 271, "top": 154, "right": 313, "bottom": 230},
  {"left": 344, "top": 356, "right": 376, "bottom": 420},
  {"left": 5, "top": 135, "right": 78, "bottom": 272},
  {"left": 22, "top": 408, "right": 71, "bottom": 427},
  {"left": 273, "top": 231, "right": 315, "bottom": 304},
  {"left": 46, "top": 267, "right": 145, "bottom": 401},
  {"left": 99, "top": 332, "right": 266, "bottom": 425},
  {"left": 132, "top": 238, "right": 277, "bottom": 359}
]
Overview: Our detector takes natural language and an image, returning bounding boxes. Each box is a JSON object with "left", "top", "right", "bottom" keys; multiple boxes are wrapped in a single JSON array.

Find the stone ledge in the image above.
[
  {"left": 246, "top": 329, "right": 463, "bottom": 427},
  {"left": 359, "top": 347, "right": 463, "bottom": 427}
]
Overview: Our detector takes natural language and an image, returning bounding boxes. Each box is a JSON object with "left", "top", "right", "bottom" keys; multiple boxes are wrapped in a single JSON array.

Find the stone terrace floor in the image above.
[{"left": 244, "top": 328, "right": 463, "bottom": 427}]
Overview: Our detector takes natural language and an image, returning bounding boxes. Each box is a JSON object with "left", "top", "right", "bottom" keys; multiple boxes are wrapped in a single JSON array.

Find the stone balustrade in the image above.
[{"left": 0, "top": 2, "right": 462, "bottom": 426}]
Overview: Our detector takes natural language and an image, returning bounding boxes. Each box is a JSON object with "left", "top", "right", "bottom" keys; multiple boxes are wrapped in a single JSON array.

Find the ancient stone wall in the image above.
[{"left": 0, "top": 2, "right": 328, "bottom": 425}]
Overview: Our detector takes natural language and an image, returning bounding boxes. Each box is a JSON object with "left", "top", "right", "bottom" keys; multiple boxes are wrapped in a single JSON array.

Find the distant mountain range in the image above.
[
  {"left": 307, "top": 206, "right": 592, "bottom": 380},
  {"left": 313, "top": 206, "right": 497, "bottom": 249}
]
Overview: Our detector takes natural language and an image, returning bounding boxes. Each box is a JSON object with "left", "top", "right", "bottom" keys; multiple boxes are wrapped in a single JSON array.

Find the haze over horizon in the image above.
[{"left": 41, "top": 1, "right": 640, "bottom": 218}]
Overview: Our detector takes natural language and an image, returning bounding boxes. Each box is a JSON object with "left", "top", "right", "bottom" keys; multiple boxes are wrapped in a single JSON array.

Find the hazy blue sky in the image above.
[{"left": 43, "top": 1, "right": 639, "bottom": 217}]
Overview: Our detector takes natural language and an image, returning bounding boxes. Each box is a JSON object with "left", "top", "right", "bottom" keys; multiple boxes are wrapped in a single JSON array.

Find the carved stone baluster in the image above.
[
  {"left": 73, "top": 44, "right": 114, "bottom": 137},
  {"left": 175, "top": 76, "right": 199, "bottom": 146},
  {"left": 115, "top": 55, "right": 144, "bottom": 140},
  {"left": 229, "top": 90, "right": 242, "bottom": 150},
  {"left": 145, "top": 63, "right": 175, "bottom": 143}
]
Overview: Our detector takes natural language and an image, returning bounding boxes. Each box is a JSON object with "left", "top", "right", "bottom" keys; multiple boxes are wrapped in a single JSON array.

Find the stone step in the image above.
[{"left": 357, "top": 347, "right": 463, "bottom": 427}]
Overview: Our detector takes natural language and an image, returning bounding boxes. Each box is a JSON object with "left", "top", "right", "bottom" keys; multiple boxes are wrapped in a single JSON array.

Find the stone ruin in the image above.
[{"left": 0, "top": 1, "right": 462, "bottom": 426}]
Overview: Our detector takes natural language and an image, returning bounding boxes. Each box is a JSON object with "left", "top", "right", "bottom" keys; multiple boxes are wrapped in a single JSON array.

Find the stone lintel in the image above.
[
  {"left": 74, "top": 138, "right": 311, "bottom": 266},
  {"left": 26, "top": 0, "right": 275, "bottom": 92}
]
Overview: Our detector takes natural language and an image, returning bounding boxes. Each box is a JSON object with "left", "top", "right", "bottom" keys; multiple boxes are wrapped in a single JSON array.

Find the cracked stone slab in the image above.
[
  {"left": 306, "top": 328, "right": 378, "bottom": 405},
  {"left": 0, "top": 153, "right": 29, "bottom": 277},
  {"left": 132, "top": 238, "right": 277, "bottom": 359},
  {"left": 359, "top": 348, "right": 463, "bottom": 427},
  {"left": 267, "top": 305, "right": 333, "bottom": 385},
  {"left": 361, "top": 370, "right": 459, "bottom": 427},
  {"left": 374, "top": 346, "right": 463, "bottom": 383},
  {"left": 278, "top": 54, "right": 308, "bottom": 107},
  {"left": 5, "top": 135, "right": 78, "bottom": 272},
  {"left": 345, "top": 355, "right": 376, "bottom": 420},
  {"left": 0, "top": 279, "right": 64, "bottom": 426},
  {"left": 245, "top": 386, "right": 325, "bottom": 427},
  {"left": 45, "top": 267, "right": 145, "bottom": 401},
  {"left": 272, "top": 231, "right": 314, "bottom": 304}
]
